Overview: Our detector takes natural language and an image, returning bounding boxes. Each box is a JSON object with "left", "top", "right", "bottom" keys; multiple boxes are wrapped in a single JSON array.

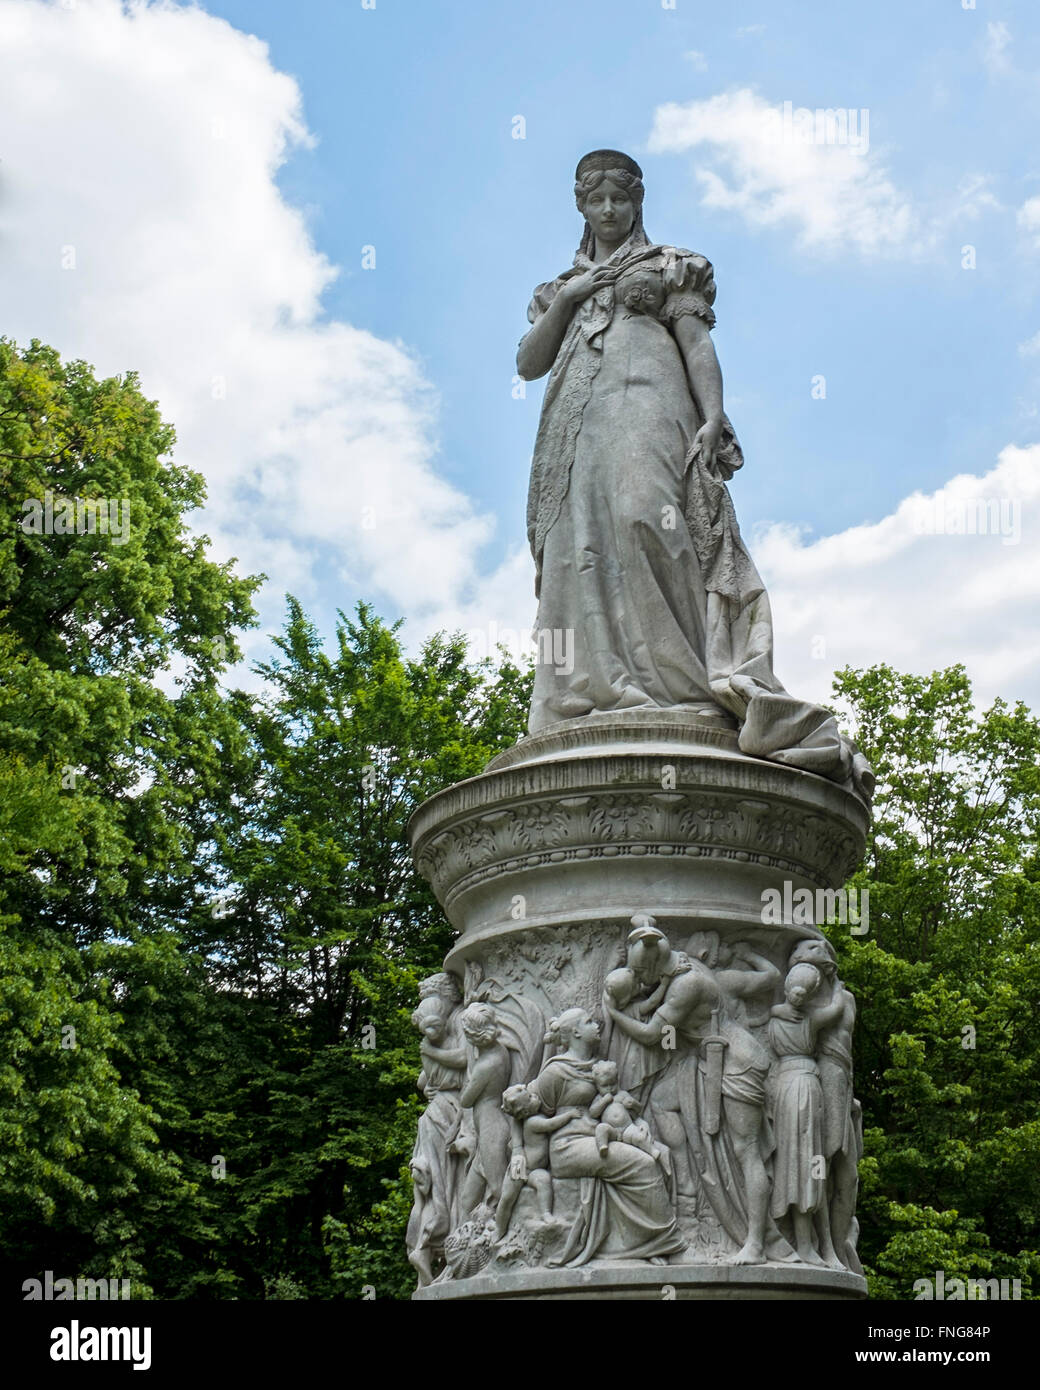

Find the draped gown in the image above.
[
  {"left": 530, "top": 1055, "right": 684, "bottom": 1266},
  {"left": 522, "top": 234, "right": 872, "bottom": 793}
]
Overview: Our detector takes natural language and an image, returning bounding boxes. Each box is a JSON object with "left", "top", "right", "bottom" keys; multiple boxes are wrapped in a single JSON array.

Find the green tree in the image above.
[
  {"left": 181, "top": 600, "right": 531, "bottom": 1298},
  {"left": 830, "top": 664, "right": 1040, "bottom": 1299},
  {"left": 0, "top": 336, "right": 260, "bottom": 943},
  {"left": 0, "top": 337, "right": 260, "bottom": 1294}
]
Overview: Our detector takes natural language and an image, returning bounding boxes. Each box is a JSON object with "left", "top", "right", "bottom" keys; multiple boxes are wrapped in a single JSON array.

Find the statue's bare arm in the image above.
[
  {"left": 716, "top": 945, "right": 781, "bottom": 1000},
  {"left": 531, "top": 1108, "right": 581, "bottom": 1133},
  {"left": 673, "top": 314, "right": 724, "bottom": 470},
  {"left": 422, "top": 1042, "right": 467, "bottom": 1069},
  {"left": 809, "top": 993, "right": 848, "bottom": 1038}
]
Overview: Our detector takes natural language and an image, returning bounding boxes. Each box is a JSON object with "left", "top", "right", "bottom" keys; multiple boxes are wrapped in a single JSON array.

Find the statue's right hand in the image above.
[
  {"left": 509, "top": 1153, "right": 528, "bottom": 1182},
  {"left": 561, "top": 267, "right": 611, "bottom": 306}
]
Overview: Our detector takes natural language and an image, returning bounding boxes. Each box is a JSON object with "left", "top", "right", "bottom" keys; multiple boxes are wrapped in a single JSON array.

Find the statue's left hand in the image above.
[{"left": 692, "top": 418, "right": 724, "bottom": 476}]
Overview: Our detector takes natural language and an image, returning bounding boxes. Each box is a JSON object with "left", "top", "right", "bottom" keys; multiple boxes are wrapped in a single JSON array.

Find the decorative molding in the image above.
[{"left": 415, "top": 781, "right": 865, "bottom": 910}]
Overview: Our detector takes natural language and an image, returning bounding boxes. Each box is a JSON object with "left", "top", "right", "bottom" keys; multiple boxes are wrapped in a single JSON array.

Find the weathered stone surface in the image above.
[
  {"left": 405, "top": 715, "right": 867, "bottom": 1299},
  {"left": 410, "top": 714, "right": 868, "bottom": 950},
  {"left": 413, "top": 1261, "right": 867, "bottom": 1301},
  {"left": 516, "top": 150, "right": 872, "bottom": 798},
  {"left": 403, "top": 149, "right": 871, "bottom": 1301}
]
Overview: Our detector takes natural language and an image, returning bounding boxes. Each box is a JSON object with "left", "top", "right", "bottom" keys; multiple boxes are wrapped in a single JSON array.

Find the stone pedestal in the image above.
[
  {"left": 406, "top": 712, "right": 870, "bottom": 1299},
  {"left": 413, "top": 1263, "right": 866, "bottom": 1301}
]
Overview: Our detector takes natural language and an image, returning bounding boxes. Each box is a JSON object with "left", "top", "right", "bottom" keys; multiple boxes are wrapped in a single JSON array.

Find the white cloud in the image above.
[
  {"left": 734, "top": 24, "right": 766, "bottom": 39},
  {"left": 1018, "top": 331, "right": 1040, "bottom": 357},
  {"left": 753, "top": 445, "right": 1040, "bottom": 710},
  {"left": 0, "top": 0, "right": 506, "bottom": 645},
  {"left": 648, "top": 89, "right": 920, "bottom": 258},
  {"left": 410, "top": 444, "right": 1040, "bottom": 721},
  {"left": 983, "top": 20, "right": 1012, "bottom": 75},
  {"left": 953, "top": 173, "right": 1002, "bottom": 219},
  {"left": 647, "top": 90, "right": 1005, "bottom": 262},
  {"left": 684, "top": 50, "right": 707, "bottom": 71},
  {"left": 1017, "top": 195, "right": 1040, "bottom": 247}
]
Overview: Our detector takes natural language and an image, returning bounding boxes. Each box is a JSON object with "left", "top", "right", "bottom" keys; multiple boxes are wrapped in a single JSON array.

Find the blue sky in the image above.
[
  {"left": 202, "top": 0, "right": 1039, "bottom": 532},
  {"left": 1, "top": 0, "right": 1038, "bottom": 705}
]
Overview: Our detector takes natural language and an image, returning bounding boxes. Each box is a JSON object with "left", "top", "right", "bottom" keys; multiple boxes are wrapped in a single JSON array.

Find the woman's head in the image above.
[
  {"left": 545, "top": 1007, "right": 600, "bottom": 1051},
  {"left": 784, "top": 962, "right": 821, "bottom": 1008},
  {"left": 604, "top": 966, "right": 638, "bottom": 1007},
  {"left": 573, "top": 149, "right": 647, "bottom": 254},
  {"left": 411, "top": 996, "right": 447, "bottom": 1042}
]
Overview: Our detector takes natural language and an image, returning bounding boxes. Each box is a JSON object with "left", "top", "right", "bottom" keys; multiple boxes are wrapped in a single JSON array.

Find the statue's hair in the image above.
[
  {"left": 418, "top": 971, "right": 462, "bottom": 1006},
  {"left": 501, "top": 1083, "right": 541, "bottom": 1118},
  {"left": 785, "top": 962, "right": 822, "bottom": 997},
  {"left": 411, "top": 995, "right": 445, "bottom": 1029},
  {"left": 544, "top": 1006, "right": 589, "bottom": 1047},
  {"left": 604, "top": 966, "right": 638, "bottom": 1003},
  {"left": 460, "top": 1001, "right": 499, "bottom": 1044},
  {"left": 789, "top": 936, "right": 837, "bottom": 967}
]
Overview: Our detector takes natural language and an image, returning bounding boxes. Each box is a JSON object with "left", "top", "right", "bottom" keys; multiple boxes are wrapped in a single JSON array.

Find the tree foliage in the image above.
[
  {"left": 1, "top": 337, "right": 1037, "bottom": 1299},
  {"left": 830, "top": 665, "right": 1040, "bottom": 1298}
]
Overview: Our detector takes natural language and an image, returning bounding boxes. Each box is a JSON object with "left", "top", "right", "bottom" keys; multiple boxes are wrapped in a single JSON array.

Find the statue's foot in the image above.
[
  {"left": 686, "top": 702, "right": 732, "bottom": 722},
  {"left": 552, "top": 692, "right": 595, "bottom": 718},
  {"left": 796, "top": 1247, "right": 827, "bottom": 1268},
  {"left": 733, "top": 1242, "right": 765, "bottom": 1265}
]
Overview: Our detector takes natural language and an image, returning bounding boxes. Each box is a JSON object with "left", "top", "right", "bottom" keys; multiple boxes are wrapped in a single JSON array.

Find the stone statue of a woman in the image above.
[{"left": 517, "top": 149, "right": 871, "bottom": 795}]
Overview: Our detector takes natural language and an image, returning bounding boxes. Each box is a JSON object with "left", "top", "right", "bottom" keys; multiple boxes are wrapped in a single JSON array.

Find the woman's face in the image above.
[
  {"left": 421, "top": 1014, "right": 446, "bottom": 1044},
  {"left": 584, "top": 177, "right": 634, "bottom": 245},
  {"left": 575, "top": 1011, "right": 601, "bottom": 1045}
]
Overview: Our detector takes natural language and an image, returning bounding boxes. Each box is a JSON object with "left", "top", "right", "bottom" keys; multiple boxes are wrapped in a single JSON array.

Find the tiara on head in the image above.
[{"left": 575, "top": 149, "right": 643, "bottom": 182}]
